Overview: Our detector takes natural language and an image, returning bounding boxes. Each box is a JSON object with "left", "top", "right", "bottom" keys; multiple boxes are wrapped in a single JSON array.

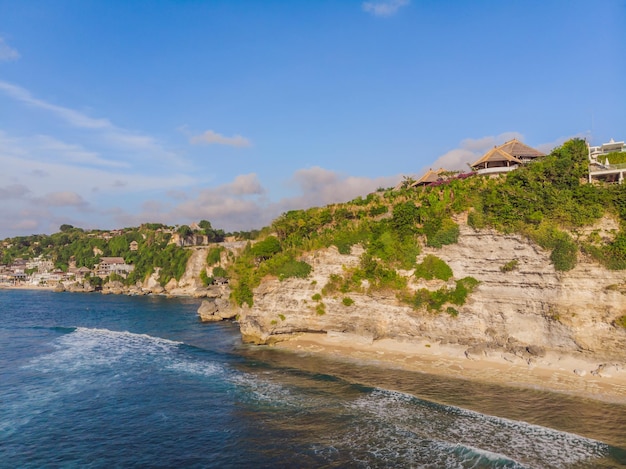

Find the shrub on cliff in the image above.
[
  {"left": 263, "top": 253, "right": 312, "bottom": 280},
  {"left": 414, "top": 255, "right": 453, "bottom": 281},
  {"left": 206, "top": 246, "right": 224, "bottom": 265},
  {"left": 424, "top": 218, "right": 460, "bottom": 248},
  {"left": 252, "top": 236, "right": 282, "bottom": 260},
  {"left": 403, "top": 276, "right": 479, "bottom": 312}
]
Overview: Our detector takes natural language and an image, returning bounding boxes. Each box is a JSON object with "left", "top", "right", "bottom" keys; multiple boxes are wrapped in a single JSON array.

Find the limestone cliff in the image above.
[{"left": 237, "top": 218, "right": 626, "bottom": 367}]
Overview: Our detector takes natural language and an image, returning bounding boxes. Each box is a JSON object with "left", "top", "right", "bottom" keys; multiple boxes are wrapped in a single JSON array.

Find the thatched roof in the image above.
[
  {"left": 411, "top": 168, "right": 446, "bottom": 187},
  {"left": 497, "top": 138, "right": 545, "bottom": 160},
  {"left": 470, "top": 147, "right": 522, "bottom": 170}
]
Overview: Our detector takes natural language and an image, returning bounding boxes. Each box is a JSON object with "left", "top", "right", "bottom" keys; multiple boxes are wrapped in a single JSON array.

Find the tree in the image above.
[
  {"left": 60, "top": 224, "right": 74, "bottom": 232},
  {"left": 177, "top": 225, "right": 193, "bottom": 237},
  {"left": 199, "top": 220, "right": 213, "bottom": 231},
  {"left": 251, "top": 236, "right": 281, "bottom": 260}
]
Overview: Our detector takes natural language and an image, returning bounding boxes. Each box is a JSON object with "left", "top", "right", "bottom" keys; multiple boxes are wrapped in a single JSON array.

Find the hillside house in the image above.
[
  {"left": 411, "top": 168, "right": 447, "bottom": 187},
  {"left": 589, "top": 138, "right": 626, "bottom": 163},
  {"left": 588, "top": 138, "right": 626, "bottom": 184},
  {"left": 470, "top": 139, "right": 545, "bottom": 175},
  {"left": 95, "top": 257, "right": 134, "bottom": 278}
]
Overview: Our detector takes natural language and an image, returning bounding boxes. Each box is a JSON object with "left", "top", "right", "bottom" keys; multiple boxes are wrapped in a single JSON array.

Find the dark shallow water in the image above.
[{"left": 1, "top": 289, "right": 625, "bottom": 468}]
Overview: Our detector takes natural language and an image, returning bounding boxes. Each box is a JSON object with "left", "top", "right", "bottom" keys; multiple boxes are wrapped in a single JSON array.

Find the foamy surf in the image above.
[{"left": 340, "top": 388, "right": 608, "bottom": 468}]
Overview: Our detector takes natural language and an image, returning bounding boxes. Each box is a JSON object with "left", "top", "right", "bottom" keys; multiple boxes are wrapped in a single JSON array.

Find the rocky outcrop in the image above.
[
  {"left": 197, "top": 297, "right": 238, "bottom": 322},
  {"left": 237, "top": 218, "right": 626, "bottom": 367}
]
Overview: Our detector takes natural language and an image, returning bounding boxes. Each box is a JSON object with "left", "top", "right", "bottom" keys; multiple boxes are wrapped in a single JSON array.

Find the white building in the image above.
[{"left": 588, "top": 138, "right": 626, "bottom": 163}]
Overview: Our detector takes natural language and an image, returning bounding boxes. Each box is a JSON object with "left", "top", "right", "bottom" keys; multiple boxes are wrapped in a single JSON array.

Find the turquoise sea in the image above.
[{"left": 1, "top": 289, "right": 625, "bottom": 468}]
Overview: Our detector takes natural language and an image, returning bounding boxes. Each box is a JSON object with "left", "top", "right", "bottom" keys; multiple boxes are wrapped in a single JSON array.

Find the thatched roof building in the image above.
[
  {"left": 411, "top": 168, "right": 446, "bottom": 187},
  {"left": 471, "top": 139, "right": 544, "bottom": 175}
]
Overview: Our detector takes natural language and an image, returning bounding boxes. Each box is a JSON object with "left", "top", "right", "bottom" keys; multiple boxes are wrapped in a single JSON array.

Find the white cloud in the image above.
[
  {"left": 228, "top": 173, "right": 265, "bottom": 196},
  {"left": 108, "top": 167, "right": 398, "bottom": 234},
  {"left": 362, "top": 0, "right": 409, "bottom": 17},
  {"left": 190, "top": 130, "right": 251, "bottom": 147},
  {"left": 0, "top": 37, "right": 19, "bottom": 61},
  {"left": 535, "top": 132, "right": 589, "bottom": 154},
  {"left": 37, "top": 191, "right": 88, "bottom": 208}
]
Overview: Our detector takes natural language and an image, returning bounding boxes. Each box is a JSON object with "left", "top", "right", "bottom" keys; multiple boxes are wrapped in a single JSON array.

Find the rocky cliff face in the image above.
[{"left": 237, "top": 217, "right": 626, "bottom": 365}]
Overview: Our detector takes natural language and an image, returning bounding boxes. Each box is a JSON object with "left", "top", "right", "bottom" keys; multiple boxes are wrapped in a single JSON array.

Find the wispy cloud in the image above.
[
  {"left": 0, "top": 184, "right": 30, "bottom": 200},
  {"left": 35, "top": 135, "right": 130, "bottom": 168},
  {"left": 0, "top": 37, "right": 19, "bottom": 61},
  {"left": 0, "top": 81, "right": 183, "bottom": 166},
  {"left": 362, "top": 0, "right": 409, "bottom": 17},
  {"left": 0, "top": 81, "right": 111, "bottom": 129},
  {"left": 190, "top": 129, "right": 252, "bottom": 147}
]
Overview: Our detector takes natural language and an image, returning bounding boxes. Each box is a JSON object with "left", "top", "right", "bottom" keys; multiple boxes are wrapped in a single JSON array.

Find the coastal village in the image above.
[
  {"left": 2, "top": 137, "right": 626, "bottom": 291},
  {"left": 0, "top": 222, "right": 233, "bottom": 290}
]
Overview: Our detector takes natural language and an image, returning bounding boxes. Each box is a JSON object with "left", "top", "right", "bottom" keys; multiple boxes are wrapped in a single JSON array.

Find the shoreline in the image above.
[
  {"left": 0, "top": 284, "right": 57, "bottom": 291},
  {"left": 273, "top": 332, "right": 626, "bottom": 405}
]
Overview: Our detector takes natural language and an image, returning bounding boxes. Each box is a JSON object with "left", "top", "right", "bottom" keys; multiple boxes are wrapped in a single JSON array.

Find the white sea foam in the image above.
[
  {"left": 3, "top": 327, "right": 224, "bottom": 436},
  {"left": 25, "top": 327, "right": 183, "bottom": 373},
  {"left": 341, "top": 388, "right": 608, "bottom": 467},
  {"left": 228, "top": 371, "right": 298, "bottom": 407}
]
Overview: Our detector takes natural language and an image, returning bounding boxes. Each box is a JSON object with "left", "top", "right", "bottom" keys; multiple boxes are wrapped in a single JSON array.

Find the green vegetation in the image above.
[
  {"left": 229, "top": 236, "right": 313, "bottom": 306},
  {"left": 342, "top": 297, "right": 354, "bottom": 306},
  {"left": 414, "top": 255, "right": 453, "bottom": 281},
  {"left": 0, "top": 221, "right": 245, "bottom": 287},
  {"left": 312, "top": 293, "right": 322, "bottom": 301},
  {"left": 403, "top": 277, "right": 479, "bottom": 312},
  {"left": 206, "top": 246, "right": 224, "bottom": 265},
  {"left": 500, "top": 259, "right": 519, "bottom": 273},
  {"left": 212, "top": 266, "right": 228, "bottom": 278},
  {"left": 251, "top": 236, "right": 282, "bottom": 259},
  {"left": 615, "top": 315, "right": 626, "bottom": 329},
  {"left": 605, "top": 151, "right": 626, "bottom": 165}
]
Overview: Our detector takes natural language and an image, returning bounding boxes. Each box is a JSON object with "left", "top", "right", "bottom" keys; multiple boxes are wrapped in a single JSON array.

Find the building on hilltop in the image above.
[
  {"left": 410, "top": 168, "right": 447, "bottom": 187},
  {"left": 588, "top": 138, "right": 626, "bottom": 184},
  {"left": 588, "top": 138, "right": 626, "bottom": 163},
  {"left": 470, "top": 139, "right": 545, "bottom": 176}
]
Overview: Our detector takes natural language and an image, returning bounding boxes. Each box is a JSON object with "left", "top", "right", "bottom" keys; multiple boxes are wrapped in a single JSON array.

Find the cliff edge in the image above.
[{"left": 237, "top": 218, "right": 626, "bottom": 377}]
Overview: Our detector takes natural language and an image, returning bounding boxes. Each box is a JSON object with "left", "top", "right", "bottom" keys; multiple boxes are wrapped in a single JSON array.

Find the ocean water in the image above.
[{"left": 1, "top": 290, "right": 625, "bottom": 468}]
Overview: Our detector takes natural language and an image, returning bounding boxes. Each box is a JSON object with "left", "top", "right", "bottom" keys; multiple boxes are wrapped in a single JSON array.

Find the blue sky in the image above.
[{"left": 1, "top": 0, "right": 624, "bottom": 238}]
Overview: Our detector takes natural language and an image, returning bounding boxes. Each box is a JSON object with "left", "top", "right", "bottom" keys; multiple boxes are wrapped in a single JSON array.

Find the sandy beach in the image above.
[
  {"left": 274, "top": 332, "right": 626, "bottom": 405},
  {"left": 0, "top": 284, "right": 57, "bottom": 291}
]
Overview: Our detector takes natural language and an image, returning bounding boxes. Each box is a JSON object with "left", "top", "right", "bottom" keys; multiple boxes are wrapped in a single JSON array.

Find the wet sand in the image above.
[{"left": 274, "top": 332, "right": 626, "bottom": 404}]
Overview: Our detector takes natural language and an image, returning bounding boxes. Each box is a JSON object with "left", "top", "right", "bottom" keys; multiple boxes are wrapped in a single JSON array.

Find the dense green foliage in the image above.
[
  {"left": 414, "top": 255, "right": 453, "bottom": 281},
  {"left": 1, "top": 221, "right": 241, "bottom": 287},
  {"left": 251, "top": 236, "right": 282, "bottom": 259},
  {"left": 605, "top": 152, "right": 626, "bottom": 165},
  {"left": 403, "top": 277, "right": 479, "bottom": 312},
  {"left": 206, "top": 246, "right": 224, "bottom": 266}
]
